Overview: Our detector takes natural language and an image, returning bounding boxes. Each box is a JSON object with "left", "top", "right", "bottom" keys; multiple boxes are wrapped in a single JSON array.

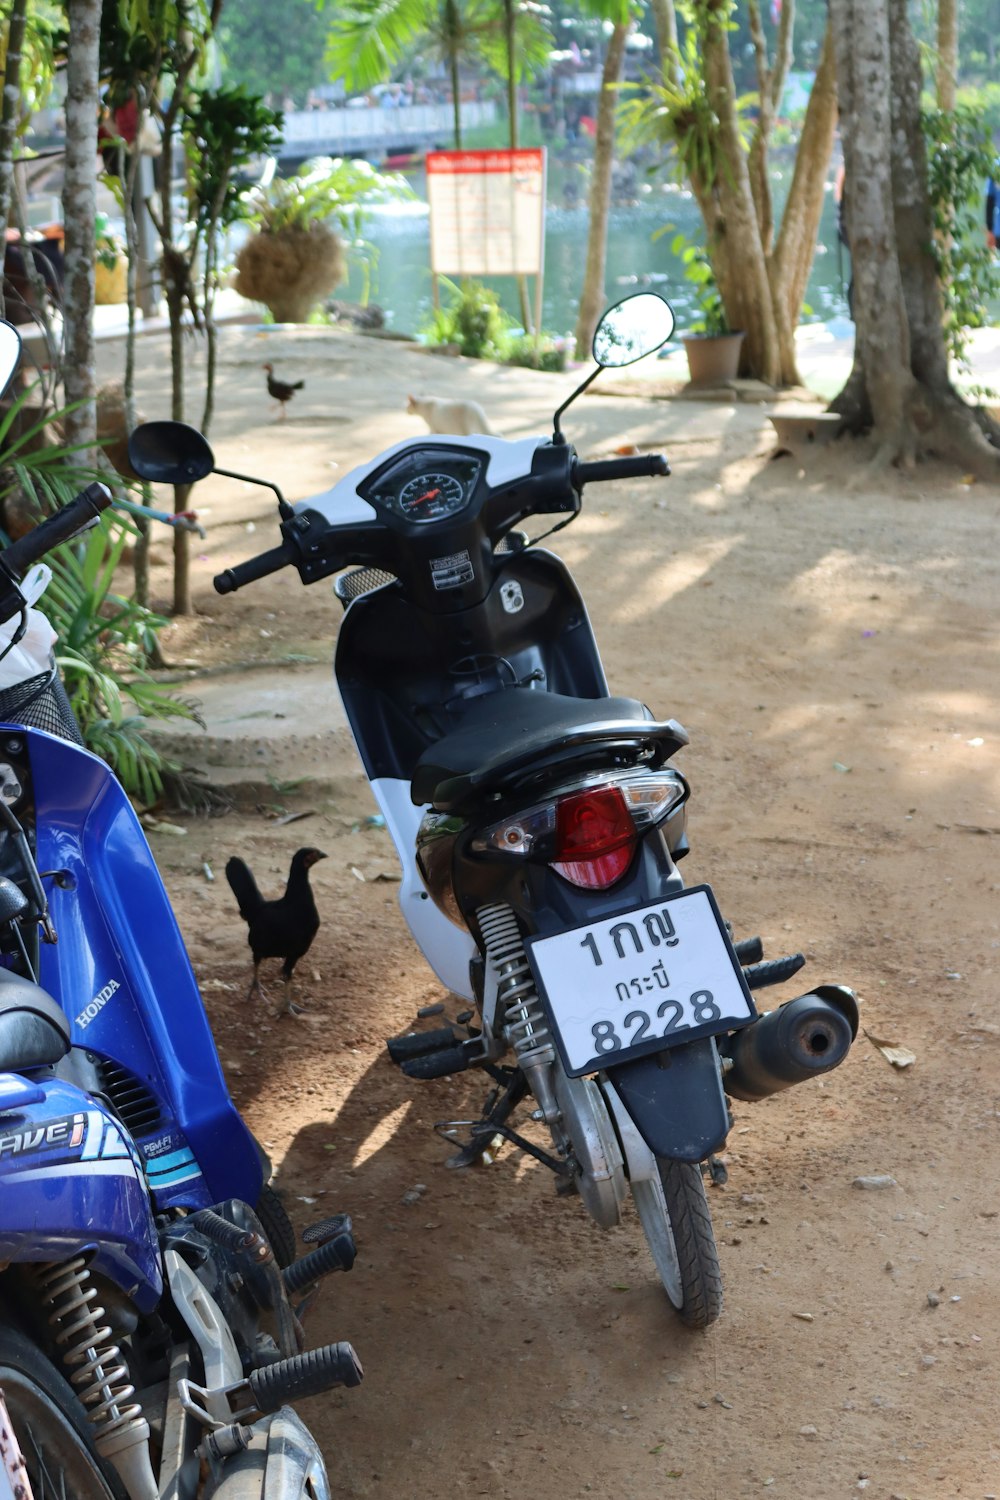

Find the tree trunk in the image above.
[
  {"left": 444, "top": 0, "right": 462, "bottom": 149},
  {"left": 648, "top": 0, "right": 678, "bottom": 83},
  {"left": 770, "top": 22, "right": 838, "bottom": 344},
  {"left": 936, "top": 0, "right": 958, "bottom": 112},
  {"left": 0, "top": 0, "right": 28, "bottom": 322},
  {"left": 503, "top": 0, "right": 532, "bottom": 333},
  {"left": 62, "top": 0, "right": 101, "bottom": 457},
  {"left": 746, "top": 0, "right": 794, "bottom": 256},
  {"left": 699, "top": 4, "right": 783, "bottom": 385},
  {"left": 828, "top": 0, "right": 1000, "bottom": 476},
  {"left": 830, "top": 0, "right": 913, "bottom": 459},
  {"left": 573, "top": 23, "right": 627, "bottom": 359}
]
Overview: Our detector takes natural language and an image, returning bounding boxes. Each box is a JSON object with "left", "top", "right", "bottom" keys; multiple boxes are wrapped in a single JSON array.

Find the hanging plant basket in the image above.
[
  {"left": 680, "top": 330, "right": 746, "bottom": 386},
  {"left": 234, "top": 223, "right": 346, "bottom": 324}
]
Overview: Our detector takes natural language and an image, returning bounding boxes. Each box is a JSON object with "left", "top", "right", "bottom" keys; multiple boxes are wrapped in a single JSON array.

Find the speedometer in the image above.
[{"left": 397, "top": 471, "right": 467, "bottom": 523}]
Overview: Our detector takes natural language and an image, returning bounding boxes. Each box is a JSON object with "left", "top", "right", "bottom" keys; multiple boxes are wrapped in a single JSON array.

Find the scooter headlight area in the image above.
[{"left": 469, "top": 769, "right": 690, "bottom": 889}]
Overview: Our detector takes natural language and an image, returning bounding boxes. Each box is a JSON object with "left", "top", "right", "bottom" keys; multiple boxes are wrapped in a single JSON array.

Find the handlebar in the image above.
[
  {"left": 572, "top": 453, "right": 670, "bottom": 488},
  {"left": 213, "top": 539, "right": 299, "bottom": 595},
  {"left": 211, "top": 445, "right": 671, "bottom": 598},
  {"left": 0, "top": 482, "right": 113, "bottom": 580}
]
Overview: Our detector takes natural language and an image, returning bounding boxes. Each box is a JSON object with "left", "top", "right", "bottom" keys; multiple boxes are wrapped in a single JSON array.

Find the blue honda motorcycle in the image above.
[{"left": 0, "top": 321, "right": 360, "bottom": 1500}]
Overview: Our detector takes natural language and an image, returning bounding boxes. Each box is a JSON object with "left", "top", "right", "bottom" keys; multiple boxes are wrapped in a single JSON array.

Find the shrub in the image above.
[
  {"left": 500, "top": 333, "right": 568, "bottom": 372},
  {"left": 422, "top": 278, "right": 509, "bottom": 359},
  {"left": 0, "top": 391, "right": 200, "bottom": 805}
]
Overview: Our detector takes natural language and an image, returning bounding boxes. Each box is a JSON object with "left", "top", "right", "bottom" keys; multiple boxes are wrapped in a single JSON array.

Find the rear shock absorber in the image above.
[
  {"left": 477, "top": 902, "right": 561, "bottom": 1124},
  {"left": 29, "top": 1257, "right": 158, "bottom": 1500}
]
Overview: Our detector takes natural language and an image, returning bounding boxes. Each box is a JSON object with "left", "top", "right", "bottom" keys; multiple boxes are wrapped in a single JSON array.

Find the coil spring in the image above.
[
  {"left": 30, "top": 1257, "right": 145, "bottom": 1446},
  {"left": 478, "top": 902, "right": 554, "bottom": 1067}
]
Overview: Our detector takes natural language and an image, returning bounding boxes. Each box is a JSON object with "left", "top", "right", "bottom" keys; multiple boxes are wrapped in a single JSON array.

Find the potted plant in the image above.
[
  {"left": 94, "top": 214, "right": 127, "bottom": 305},
  {"left": 673, "top": 234, "right": 745, "bottom": 385},
  {"left": 233, "top": 156, "right": 412, "bottom": 324}
]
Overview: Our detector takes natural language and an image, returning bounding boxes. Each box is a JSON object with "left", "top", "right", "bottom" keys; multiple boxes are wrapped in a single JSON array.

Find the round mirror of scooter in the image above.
[
  {"left": 592, "top": 292, "right": 676, "bottom": 368},
  {"left": 127, "top": 420, "right": 215, "bottom": 486},
  {"left": 0, "top": 321, "right": 22, "bottom": 400}
]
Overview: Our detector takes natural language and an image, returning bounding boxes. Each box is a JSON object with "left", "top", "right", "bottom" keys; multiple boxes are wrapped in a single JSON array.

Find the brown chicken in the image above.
[{"left": 263, "top": 362, "right": 304, "bottom": 420}]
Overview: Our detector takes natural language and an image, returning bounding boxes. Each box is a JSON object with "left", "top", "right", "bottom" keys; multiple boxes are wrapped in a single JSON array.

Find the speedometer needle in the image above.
[{"left": 414, "top": 488, "right": 441, "bottom": 504}]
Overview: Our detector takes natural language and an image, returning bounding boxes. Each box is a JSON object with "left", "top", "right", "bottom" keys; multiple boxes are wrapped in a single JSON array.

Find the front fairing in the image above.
[{"left": 2, "top": 727, "right": 262, "bottom": 1210}]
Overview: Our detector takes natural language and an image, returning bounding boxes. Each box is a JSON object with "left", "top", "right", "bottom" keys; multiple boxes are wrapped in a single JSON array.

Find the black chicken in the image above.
[
  {"left": 263, "top": 362, "right": 304, "bottom": 420},
  {"left": 225, "top": 848, "right": 326, "bottom": 1016}
]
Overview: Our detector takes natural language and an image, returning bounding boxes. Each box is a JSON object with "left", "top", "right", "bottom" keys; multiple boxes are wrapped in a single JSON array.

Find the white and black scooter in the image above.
[{"left": 130, "top": 293, "right": 857, "bottom": 1327}]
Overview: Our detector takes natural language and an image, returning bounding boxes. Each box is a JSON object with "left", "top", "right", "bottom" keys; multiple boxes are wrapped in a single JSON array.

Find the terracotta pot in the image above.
[{"left": 680, "top": 330, "right": 746, "bottom": 385}]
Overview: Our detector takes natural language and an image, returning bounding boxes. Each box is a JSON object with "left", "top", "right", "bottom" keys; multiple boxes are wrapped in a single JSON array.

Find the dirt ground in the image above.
[{"left": 105, "top": 322, "right": 1000, "bottom": 1500}]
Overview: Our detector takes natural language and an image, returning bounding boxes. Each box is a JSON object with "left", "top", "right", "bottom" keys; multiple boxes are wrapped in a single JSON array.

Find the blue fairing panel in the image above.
[
  {"left": 0, "top": 1075, "right": 162, "bottom": 1311},
  {"left": 27, "top": 730, "right": 262, "bottom": 1208}
]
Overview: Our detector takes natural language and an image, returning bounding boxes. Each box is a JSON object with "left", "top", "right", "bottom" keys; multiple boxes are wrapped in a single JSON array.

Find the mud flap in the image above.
[{"left": 604, "top": 1038, "right": 729, "bottom": 1163}]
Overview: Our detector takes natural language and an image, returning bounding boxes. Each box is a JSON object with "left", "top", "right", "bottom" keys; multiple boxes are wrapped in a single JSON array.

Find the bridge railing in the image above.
[{"left": 282, "top": 101, "right": 498, "bottom": 150}]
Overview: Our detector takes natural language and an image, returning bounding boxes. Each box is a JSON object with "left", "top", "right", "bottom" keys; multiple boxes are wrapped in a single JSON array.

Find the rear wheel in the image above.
[
  {"left": 255, "top": 1181, "right": 298, "bottom": 1268},
  {"left": 0, "top": 1324, "right": 121, "bottom": 1500},
  {"left": 631, "top": 1158, "right": 722, "bottom": 1328}
]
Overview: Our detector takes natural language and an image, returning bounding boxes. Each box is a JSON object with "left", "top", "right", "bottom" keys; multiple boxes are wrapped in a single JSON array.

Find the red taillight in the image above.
[{"left": 551, "top": 787, "right": 637, "bottom": 889}]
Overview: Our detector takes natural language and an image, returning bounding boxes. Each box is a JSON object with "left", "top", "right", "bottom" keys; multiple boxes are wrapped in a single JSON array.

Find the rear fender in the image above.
[{"left": 603, "top": 1038, "right": 729, "bottom": 1163}]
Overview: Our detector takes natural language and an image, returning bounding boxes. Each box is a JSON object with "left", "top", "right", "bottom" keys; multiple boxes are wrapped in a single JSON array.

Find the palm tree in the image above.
[
  {"left": 327, "top": 0, "right": 481, "bottom": 148},
  {"left": 326, "top": 0, "right": 551, "bottom": 150}
]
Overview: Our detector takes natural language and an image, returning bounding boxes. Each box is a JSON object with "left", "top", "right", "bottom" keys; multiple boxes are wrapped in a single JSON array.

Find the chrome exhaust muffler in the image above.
[{"left": 720, "top": 985, "right": 859, "bottom": 1102}]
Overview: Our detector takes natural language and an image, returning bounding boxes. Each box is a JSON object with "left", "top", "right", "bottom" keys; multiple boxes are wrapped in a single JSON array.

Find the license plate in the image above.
[{"left": 525, "top": 885, "right": 756, "bottom": 1078}]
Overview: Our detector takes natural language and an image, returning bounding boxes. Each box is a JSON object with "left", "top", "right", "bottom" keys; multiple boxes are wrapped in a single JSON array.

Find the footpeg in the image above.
[
  {"left": 733, "top": 935, "right": 764, "bottom": 965},
  {"left": 386, "top": 1026, "right": 459, "bottom": 1064},
  {"left": 401, "top": 1044, "right": 473, "bottom": 1079},
  {"left": 179, "top": 1343, "right": 363, "bottom": 1428},
  {"left": 301, "top": 1212, "right": 351, "bottom": 1246},
  {"left": 283, "top": 1224, "right": 356, "bottom": 1292},
  {"left": 741, "top": 952, "right": 806, "bottom": 990},
  {"left": 248, "top": 1344, "right": 363, "bottom": 1410}
]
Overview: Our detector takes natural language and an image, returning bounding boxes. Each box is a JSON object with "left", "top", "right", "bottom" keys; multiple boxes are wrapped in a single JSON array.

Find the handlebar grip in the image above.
[
  {"left": 0, "top": 482, "right": 112, "bottom": 579},
  {"left": 213, "top": 540, "right": 298, "bottom": 594},
  {"left": 572, "top": 454, "right": 670, "bottom": 488}
]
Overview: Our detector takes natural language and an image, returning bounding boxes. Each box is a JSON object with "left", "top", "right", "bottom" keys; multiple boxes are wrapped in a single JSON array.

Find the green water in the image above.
[{"left": 344, "top": 160, "right": 851, "bottom": 340}]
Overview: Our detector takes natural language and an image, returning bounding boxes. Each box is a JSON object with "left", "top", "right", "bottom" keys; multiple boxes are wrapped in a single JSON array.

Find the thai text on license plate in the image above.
[{"left": 525, "top": 885, "right": 756, "bottom": 1077}]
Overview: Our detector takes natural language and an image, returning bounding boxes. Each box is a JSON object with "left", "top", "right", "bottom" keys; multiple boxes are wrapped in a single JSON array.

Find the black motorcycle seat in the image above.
[
  {"left": 0, "top": 969, "right": 71, "bottom": 1072},
  {"left": 411, "top": 687, "right": 688, "bottom": 813}
]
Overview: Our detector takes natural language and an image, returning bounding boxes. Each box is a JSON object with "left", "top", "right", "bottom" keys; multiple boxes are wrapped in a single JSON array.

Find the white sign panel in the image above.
[{"left": 426, "top": 148, "right": 546, "bottom": 278}]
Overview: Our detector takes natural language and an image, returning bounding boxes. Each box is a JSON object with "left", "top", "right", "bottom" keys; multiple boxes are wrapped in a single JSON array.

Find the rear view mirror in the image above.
[
  {"left": 128, "top": 421, "right": 215, "bottom": 486},
  {"left": 592, "top": 293, "right": 676, "bottom": 368},
  {"left": 0, "top": 322, "right": 21, "bottom": 400}
]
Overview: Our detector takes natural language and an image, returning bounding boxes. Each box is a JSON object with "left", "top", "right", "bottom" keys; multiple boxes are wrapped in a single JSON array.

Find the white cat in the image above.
[{"left": 406, "top": 393, "right": 498, "bottom": 437}]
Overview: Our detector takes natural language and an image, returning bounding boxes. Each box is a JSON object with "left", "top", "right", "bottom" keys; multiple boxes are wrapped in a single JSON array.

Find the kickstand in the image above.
[
  {"left": 435, "top": 1069, "right": 529, "bottom": 1169},
  {"left": 703, "top": 1154, "right": 728, "bottom": 1187}
]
